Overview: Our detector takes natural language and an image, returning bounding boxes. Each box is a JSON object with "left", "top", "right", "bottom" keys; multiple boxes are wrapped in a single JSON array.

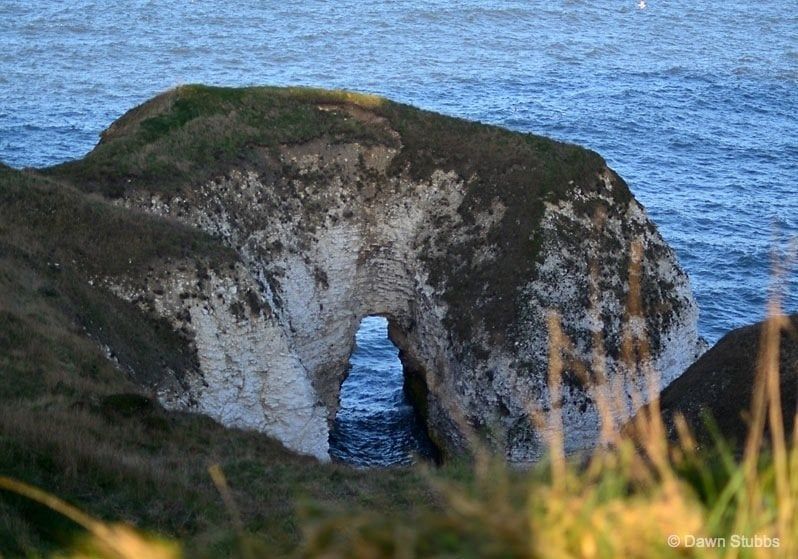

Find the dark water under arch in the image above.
[{"left": 329, "top": 316, "right": 437, "bottom": 467}]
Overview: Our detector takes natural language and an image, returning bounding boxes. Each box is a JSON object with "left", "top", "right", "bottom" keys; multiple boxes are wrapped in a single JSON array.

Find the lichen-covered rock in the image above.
[{"left": 58, "top": 85, "right": 705, "bottom": 462}]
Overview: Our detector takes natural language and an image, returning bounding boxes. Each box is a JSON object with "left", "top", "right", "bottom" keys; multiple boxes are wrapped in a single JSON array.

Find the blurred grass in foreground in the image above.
[{"left": 1, "top": 243, "right": 796, "bottom": 558}]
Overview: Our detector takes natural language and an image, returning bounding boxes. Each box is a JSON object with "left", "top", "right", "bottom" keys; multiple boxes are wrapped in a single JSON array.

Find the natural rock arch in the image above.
[
  {"left": 61, "top": 86, "right": 705, "bottom": 462},
  {"left": 329, "top": 315, "right": 440, "bottom": 466}
]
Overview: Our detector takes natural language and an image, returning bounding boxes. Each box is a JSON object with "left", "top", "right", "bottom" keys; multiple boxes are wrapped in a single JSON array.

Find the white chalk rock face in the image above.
[{"left": 105, "top": 91, "right": 704, "bottom": 462}]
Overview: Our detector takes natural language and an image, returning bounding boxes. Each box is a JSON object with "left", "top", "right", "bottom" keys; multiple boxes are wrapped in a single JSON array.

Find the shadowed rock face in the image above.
[
  {"left": 653, "top": 315, "right": 798, "bottom": 446},
  {"left": 57, "top": 85, "right": 705, "bottom": 462}
]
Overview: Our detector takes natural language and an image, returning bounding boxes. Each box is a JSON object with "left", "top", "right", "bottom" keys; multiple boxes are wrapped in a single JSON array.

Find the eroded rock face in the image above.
[{"left": 103, "top": 100, "right": 704, "bottom": 462}]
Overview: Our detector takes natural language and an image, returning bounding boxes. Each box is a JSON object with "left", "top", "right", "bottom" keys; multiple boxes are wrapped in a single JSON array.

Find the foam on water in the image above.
[{"left": 2, "top": 0, "right": 796, "bottom": 465}]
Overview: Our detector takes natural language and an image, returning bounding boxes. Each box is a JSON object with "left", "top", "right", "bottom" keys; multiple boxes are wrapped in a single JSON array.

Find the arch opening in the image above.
[{"left": 329, "top": 315, "right": 438, "bottom": 467}]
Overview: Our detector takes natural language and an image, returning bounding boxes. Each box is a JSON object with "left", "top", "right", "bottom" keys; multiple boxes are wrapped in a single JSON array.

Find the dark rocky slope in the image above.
[{"left": 654, "top": 314, "right": 798, "bottom": 445}]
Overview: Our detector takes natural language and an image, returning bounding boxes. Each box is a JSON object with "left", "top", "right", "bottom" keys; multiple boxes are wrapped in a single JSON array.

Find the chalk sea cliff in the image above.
[{"left": 9, "top": 85, "right": 706, "bottom": 462}]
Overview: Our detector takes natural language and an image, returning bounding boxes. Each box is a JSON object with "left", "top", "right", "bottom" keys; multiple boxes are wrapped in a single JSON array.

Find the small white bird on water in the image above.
[{"left": 638, "top": 0, "right": 647, "bottom": 9}]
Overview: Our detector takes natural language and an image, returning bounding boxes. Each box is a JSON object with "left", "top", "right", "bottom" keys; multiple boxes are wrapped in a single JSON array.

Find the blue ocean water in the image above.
[
  {"left": 329, "top": 317, "right": 436, "bottom": 466},
  {"left": 1, "top": 1, "right": 796, "bottom": 465}
]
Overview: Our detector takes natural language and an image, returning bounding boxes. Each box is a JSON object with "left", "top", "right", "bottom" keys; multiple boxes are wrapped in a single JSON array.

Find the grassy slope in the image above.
[
  {"left": 657, "top": 315, "right": 798, "bottom": 446},
  {"left": 0, "top": 165, "right": 231, "bottom": 387},
  {"left": 0, "top": 165, "right": 439, "bottom": 556}
]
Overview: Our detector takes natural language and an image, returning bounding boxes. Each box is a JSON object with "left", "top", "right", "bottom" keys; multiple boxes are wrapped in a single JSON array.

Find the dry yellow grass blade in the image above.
[
  {"left": 0, "top": 476, "right": 181, "bottom": 559},
  {"left": 208, "top": 464, "right": 260, "bottom": 559}
]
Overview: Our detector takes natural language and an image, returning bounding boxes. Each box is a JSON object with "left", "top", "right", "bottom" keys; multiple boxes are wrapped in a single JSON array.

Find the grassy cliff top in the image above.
[
  {"left": 43, "top": 85, "right": 621, "bottom": 345},
  {"left": 46, "top": 84, "right": 609, "bottom": 204}
]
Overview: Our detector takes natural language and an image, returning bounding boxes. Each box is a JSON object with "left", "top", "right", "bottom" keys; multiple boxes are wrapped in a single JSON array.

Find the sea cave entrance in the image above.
[{"left": 329, "top": 316, "right": 438, "bottom": 467}]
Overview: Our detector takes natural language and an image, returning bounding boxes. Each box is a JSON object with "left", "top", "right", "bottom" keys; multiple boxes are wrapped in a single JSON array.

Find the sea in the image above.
[{"left": 1, "top": 0, "right": 796, "bottom": 466}]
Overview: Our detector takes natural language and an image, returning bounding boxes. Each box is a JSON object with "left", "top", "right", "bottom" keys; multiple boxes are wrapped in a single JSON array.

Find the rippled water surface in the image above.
[
  {"left": 329, "top": 317, "right": 436, "bottom": 466},
  {"left": 2, "top": 1, "right": 796, "bottom": 465}
]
